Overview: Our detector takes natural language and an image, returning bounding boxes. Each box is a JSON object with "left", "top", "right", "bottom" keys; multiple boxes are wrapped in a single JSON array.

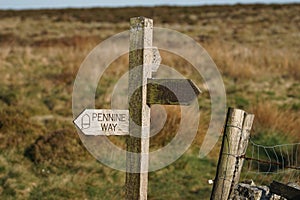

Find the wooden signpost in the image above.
[{"left": 73, "top": 17, "right": 201, "bottom": 200}]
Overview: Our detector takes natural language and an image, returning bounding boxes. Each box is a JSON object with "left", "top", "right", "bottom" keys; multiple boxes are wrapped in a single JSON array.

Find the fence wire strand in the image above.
[
  {"left": 214, "top": 115, "right": 300, "bottom": 199},
  {"left": 241, "top": 140, "right": 300, "bottom": 185}
]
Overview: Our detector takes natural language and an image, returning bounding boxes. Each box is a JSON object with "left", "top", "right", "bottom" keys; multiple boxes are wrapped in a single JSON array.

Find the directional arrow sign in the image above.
[
  {"left": 73, "top": 109, "right": 129, "bottom": 136},
  {"left": 147, "top": 78, "right": 201, "bottom": 105}
]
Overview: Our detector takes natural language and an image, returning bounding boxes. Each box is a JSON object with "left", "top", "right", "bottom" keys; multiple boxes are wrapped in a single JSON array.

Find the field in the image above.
[{"left": 0, "top": 4, "right": 300, "bottom": 199}]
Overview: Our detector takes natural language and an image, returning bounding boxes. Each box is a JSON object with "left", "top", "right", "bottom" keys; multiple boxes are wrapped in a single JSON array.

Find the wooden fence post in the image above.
[
  {"left": 125, "top": 16, "right": 153, "bottom": 200},
  {"left": 233, "top": 113, "right": 254, "bottom": 187},
  {"left": 211, "top": 108, "right": 254, "bottom": 200}
]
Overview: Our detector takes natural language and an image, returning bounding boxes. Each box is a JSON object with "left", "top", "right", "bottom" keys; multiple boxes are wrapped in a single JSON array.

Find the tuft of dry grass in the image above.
[
  {"left": 204, "top": 40, "right": 300, "bottom": 80},
  {"left": 204, "top": 41, "right": 256, "bottom": 80},
  {"left": 250, "top": 101, "right": 300, "bottom": 141}
]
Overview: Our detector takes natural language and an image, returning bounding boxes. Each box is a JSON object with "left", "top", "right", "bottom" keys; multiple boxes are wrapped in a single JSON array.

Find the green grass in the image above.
[
  {"left": 149, "top": 154, "right": 216, "bottom": 199},
  {"left": 252, "top": 129, "right": 292, "bottom": 147},
  {"left": 0, "top": 4, "right": 300, "bottom": 199}
]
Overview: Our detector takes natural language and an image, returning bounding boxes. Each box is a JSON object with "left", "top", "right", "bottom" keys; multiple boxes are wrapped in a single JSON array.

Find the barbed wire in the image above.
[
  {"left": 241, "top": 140, "right": 300, "bottom": 184},
  {"left": 241, "top": 155, "right": 300, "bottom": 170}
]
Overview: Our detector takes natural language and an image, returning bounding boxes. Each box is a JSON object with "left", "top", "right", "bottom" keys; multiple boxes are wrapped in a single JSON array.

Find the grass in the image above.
[
  {"left": 250, "top": 102, "right": 300, "bottom": 141},
  {"left": 0, "top": 4, "right": 299, "bottom": 199}
]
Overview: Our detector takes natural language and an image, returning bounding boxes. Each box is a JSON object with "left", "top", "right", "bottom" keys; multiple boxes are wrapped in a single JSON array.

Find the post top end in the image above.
[{"left": 130, "top": 16, "right": 153, "bottom": 26}]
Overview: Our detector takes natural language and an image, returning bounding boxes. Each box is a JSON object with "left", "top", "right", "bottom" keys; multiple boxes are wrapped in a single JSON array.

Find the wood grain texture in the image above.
[
  {"left": 211, "top": 108, "right": 254, "bottom": 200},
  {"left": 232, "top": 113, "right": 254, "bottom": 190},
  {"left": 125, "top": 16, "right": 153, "bottom": 200}
]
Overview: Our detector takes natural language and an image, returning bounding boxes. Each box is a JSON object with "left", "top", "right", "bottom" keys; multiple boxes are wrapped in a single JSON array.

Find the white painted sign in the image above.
[{"left": 73, "top": 109, "right": 129, "bottom": 136}]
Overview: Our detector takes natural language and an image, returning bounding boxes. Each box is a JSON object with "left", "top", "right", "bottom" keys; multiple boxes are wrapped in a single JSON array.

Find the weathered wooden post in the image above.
[
  {"left": 125, "top": 16, "right": 153, "bottom": 200},
  {"left": 210, "top": 108, "right": 254, "bottom": 200},
  {"left": 233, "top": 113, "right": 255, "bottom": 187},
  {"left": 125, "top": 17, "right": 201, "bottom": 200},
  {"left": 74, "top": 16, "right": 201, "bottom": 200}
]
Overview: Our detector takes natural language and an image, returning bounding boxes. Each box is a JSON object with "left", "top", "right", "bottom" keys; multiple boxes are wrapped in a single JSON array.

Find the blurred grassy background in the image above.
[{"left": 0, "top": 4, "right": 299, "bottom": 199}]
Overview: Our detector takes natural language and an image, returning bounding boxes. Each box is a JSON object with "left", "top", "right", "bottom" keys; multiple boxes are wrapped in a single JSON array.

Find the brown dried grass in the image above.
[
  {"left": 204, "top": 40, "right": 300, "bottom": 80},
  {"left": 250, "top": 102, "right": 300, "bottom": 141}
]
